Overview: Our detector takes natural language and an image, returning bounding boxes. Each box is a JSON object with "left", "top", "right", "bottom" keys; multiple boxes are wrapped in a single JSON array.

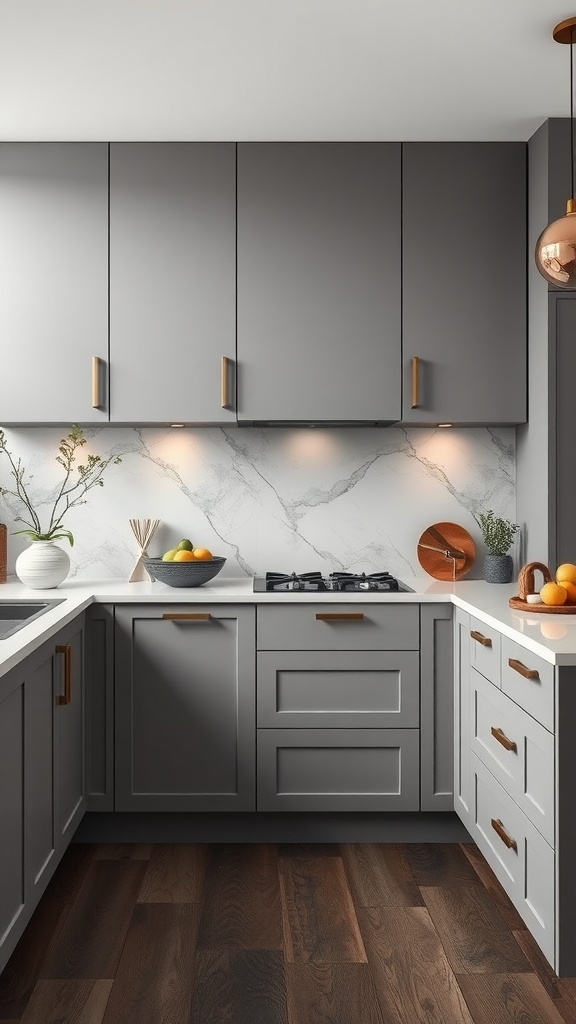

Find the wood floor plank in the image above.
[
  {"left": 137, "top": 844, "right": 207, "bottom": 903},
  {"left": 0, "top": 845, "right": 95, "bottom": 1019},
  {"left": 278, "top": 844, "right": 341, "bottom": 858},
  {"left": 279, "top": 855, "right": 366, "bottom": 964},
  {"left": 101, "top": 904, "right": 199, "bottom": 1024},
  {"left": 460, "top": 842, "right": 525, "bottom": 931},
  {"left": 405, "top": 843, "right": 483, "bottom": 887},
  {"left": 513, "top": 928, "right": 576, "bottom": 1024},
  {"left": 197, "top": 844, "right": 282, "bottom": 950},
  {"left": 358, "top": 906, "right": 475, "bottom": 1023},
  {"left": 19, "top": 980, "right": 113, "bottom": 1024},
  {"left": 94, "top": 845, "right": 152, "bottom": 860},
  {"left": 456, "top": 972, "right": 566, "bottom": 1024},
  {"left": 188, "top": 950, "right": 287, "bottom": 1024},
  {"left": 40, "top": 860, "right": 147, "bottom": 979},
  {"left": 342, "top": 844, "right": 424, "bottom": 908},
  {"left": 286, "top": 963, "right": 384, "bottom": 1024},
  {"left": 421, "top": 886, "right": 530, "bottom": 975}
]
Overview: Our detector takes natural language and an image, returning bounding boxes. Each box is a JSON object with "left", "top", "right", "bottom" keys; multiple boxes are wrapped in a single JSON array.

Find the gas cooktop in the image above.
[{"left": 253, "top": 571, "right": 413, "bottom": 593}]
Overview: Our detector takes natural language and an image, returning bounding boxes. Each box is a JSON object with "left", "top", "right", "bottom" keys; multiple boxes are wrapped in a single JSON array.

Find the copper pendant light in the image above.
[{"left": 535, "top": 17, "right": 576, "bottom": 287}]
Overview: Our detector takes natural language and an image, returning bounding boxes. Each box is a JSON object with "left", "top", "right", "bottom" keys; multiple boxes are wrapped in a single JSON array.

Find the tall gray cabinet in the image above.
[{"left": 237, "top": 143, "right": 402, "bottom": 424}]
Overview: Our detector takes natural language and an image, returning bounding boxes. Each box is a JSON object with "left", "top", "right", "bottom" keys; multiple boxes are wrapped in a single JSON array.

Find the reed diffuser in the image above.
[{"left": 128, "top": 519, "right": 160, "bottom": 582}]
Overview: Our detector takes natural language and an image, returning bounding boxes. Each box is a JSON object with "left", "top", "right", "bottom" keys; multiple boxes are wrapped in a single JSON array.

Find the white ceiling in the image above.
[{"left": 1, "top": 0, "right": 575, "bottom": 141}]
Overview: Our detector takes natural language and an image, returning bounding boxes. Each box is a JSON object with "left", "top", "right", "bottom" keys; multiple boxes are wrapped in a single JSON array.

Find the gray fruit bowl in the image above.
[{"left": 143, "top": 556, "right": 226, "bottom": 588}]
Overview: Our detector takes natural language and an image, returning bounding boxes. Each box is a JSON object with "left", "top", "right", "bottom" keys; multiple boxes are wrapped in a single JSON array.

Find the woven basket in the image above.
[{"left": 517, "top": 561, "right": 552, "bottom": 600}]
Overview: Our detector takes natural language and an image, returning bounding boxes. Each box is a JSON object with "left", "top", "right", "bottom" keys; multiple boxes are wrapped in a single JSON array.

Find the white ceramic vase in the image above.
[{"left": 15, "top": 540, "right": 71, "bottom": 590}]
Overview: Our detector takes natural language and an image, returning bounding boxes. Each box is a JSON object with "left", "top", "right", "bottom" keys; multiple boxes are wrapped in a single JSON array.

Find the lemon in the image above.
[
  {"left": 162, "top": 548, "right": 178, "bottom": 561},
  {"left": 177, "top": 538, "right": 194, "bottom": 551}
]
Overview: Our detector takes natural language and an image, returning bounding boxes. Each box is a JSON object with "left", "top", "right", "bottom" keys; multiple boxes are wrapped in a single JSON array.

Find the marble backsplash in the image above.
[{"left": 0, "top": 425, "right": 516, "bottom": 581}]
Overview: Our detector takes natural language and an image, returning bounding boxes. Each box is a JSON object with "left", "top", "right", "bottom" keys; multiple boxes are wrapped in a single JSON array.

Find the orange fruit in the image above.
[
  {"left": 191, "top": 547, "right": 213, "bottom": 561},
  {"left": 558, "top": 580, "right": 576, "bottom": 603},
  {"left": 540, "top": 582, "right": 567, "bottom": 606},
  {"left": 173, "top": 549, "right": 196, "bottom": 561},
  {"left": 556, "top": 563, "right": 576, "bottom": 585}
]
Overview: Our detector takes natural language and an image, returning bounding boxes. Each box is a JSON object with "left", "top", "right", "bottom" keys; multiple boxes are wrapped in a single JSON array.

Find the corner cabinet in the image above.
[
  {"left": 114, "top": 605, "right": 256, "bottom": 811},
  {"left": 0, "top": 144, "right": 109, "bottom": 424},
  {"left": 237, "top": 143, "right": 402, "bottom": 424},
  {"left": 402, "top": 143, "right": 527, "bottom": 425},
  {"left": 109, "top": 143, "right": 236, "bottom": 424}
]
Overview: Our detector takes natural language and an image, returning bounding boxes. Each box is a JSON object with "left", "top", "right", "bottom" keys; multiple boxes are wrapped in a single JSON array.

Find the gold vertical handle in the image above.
[
  {"left": 491, "top": 817, "right": 518, "bottom": 851},
  {"left": 92, "top": 356, "right": 102, "bottom": 409},
  {"left": 221, "top": 356, "right": 232, "bottom": 410},
  {"left": 411, "top": 356, "right": 420, "bottom": 409},
  {"left": 56, "top": 644, "right": 72, "bottom": 706}
]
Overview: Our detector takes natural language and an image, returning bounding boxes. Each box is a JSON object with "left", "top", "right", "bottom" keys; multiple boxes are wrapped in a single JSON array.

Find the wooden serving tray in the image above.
[{"left": 508, "top": 596, "right": 576, "bottom": 614}]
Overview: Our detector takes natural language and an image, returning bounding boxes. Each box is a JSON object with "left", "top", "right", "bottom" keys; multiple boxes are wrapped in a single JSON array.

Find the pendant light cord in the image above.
[{"left": 571, "top": 27, "right": 575, "bottom": 199}]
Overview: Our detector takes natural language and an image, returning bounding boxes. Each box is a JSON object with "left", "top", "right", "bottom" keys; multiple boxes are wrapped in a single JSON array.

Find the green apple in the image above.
[
  {"left": 162, "top": 548, "right": 179, "bottom": 561},
  {"left": 177, "top": 538, "right": 194, "bottom": 551}
]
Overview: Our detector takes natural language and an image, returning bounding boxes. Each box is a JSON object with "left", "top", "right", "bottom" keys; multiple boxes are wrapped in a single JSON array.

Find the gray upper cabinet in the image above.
[
  {"left": 109, "top": 143, "right": 236, "bottom": 424},
  {"left": 0, "top": 144, "right": 109, "bottom": 424},
  {"left": 237, "top": 143, "right": 402, "bottom": 424},
  {"left": 402, "top": 143, "right": 527, "bottom": 425}
]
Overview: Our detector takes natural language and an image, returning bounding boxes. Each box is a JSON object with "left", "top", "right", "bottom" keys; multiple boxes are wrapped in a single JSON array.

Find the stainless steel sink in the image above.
[{"left": 0, "top": 599, "right": 64, "bottom": 640}]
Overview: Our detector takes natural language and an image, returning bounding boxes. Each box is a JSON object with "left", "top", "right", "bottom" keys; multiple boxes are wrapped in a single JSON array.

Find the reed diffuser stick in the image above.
[{"left": 128, "top": 518, "right": 160, "bottom": 582}]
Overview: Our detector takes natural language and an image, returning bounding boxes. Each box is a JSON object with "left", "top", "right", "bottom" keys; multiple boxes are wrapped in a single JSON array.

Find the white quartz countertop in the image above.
[{"left": 2, "top": 574, "right": 576, "bottom": 677}]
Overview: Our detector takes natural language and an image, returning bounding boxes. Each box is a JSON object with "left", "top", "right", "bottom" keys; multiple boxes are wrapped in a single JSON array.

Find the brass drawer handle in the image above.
[
  {"left": 162, "top": 612, "right": 212, "bottom": 621},
  {"left": 490, "top": 726, "right": 517, "bottom": 753},
  {"left": 56, "top": 644, "right": 72, "bottom": 705},
  {"left": 470, "top": 629, "right": 492, "bottom": 647},
  {"left": 491, "top": 817, "right": 518, "bottom": 851},
  {"left": 315, "top": 612, "right": 364, "bottom": 621},
  {"left": 411, "top": 356, "right": 420, "bottom": 409},
  {"left": 508, "top": 657, "right": 539, "bottom": 681},
  {"left": 221, "top": 356, "right": 232, "bottom": 410},
  {"left": 92, "top": 356, "right": 103, "bottom": 409}
]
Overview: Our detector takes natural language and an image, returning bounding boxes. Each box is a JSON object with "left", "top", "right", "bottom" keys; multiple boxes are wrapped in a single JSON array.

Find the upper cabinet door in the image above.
[
  {"left": 0, "top": 144, "right": 108, "bottom": 424},
  {"left": 109, "top": 144, "right": 236, "bottom": 424},
  {"left": 237, "top": 143, "right": 402, "bottom": 424},
  {"left": 402, "top": 143, "right": 527, "bottom": 425}
]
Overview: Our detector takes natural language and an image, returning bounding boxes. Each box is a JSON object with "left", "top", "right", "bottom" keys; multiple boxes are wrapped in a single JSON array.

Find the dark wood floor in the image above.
[{"left": 0, "top": 841, "right": 574, "bottom": 1023}]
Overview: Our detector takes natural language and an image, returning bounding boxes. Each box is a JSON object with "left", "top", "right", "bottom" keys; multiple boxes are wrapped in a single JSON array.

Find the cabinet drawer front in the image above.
[
  {"left": 469, "top": 615, "right": 501, "bottom": 686},
  {"left": 471, "top": 669, "right": 555, "bottom": 846},
  {"left": 501, "top": 637, "right": 554, "bottom": 732},
  {"left": 257, "top": 651, "right": 419, "bottom": 728},
  {"left": 256, "top": 604, "right": 419, "bottom": 651},
  {"left": 471, "top": 753, "right": 555, "bottom": 967},
  {"left": 257, "top": 729, "right": 419, "bottom": 811}
]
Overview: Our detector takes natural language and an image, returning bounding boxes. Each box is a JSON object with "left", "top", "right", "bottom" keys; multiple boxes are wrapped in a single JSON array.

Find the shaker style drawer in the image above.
[
  {"left": 501, "top": 637, "right": 554, "bottom": 732},
  {"left": 471, "top": 752, "right": 555, "bottom": 967},
  {"left": 256, "top": 604, "right": 419, "bottom": 651},
  {"left": 469, "top": 615, "right": 501, "bottom": 687},
  {"left": 470, "top": 668, "right": 555, "bottom": 846},
  {"left": 257, "top": 651, "right": 420, "bottom": 728},
  {"left": 256, "top": 728, "right": 420, "bottom": 811}
]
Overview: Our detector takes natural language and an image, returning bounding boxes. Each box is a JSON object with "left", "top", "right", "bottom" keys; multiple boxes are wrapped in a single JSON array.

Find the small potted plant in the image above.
[{"left": 473, "top": 509, "right": 519, "bottom": 584}]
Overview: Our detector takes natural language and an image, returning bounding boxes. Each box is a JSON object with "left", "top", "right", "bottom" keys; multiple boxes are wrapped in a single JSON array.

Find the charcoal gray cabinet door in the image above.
[
  {"left": 0, "top": 143, "right": 109, "bottom": 423},
  {"left": 453, "top": 606, "right": 472, "bottom": 828},
  {"left": 402, "top": 143, "right": 527, "bottom": 424},
  {"left": 420, "top": 604, "right": 453, "bottom": 811},
  {"left": 24, "top": 644, "right": 57, "bottom": 903},
  {"left": 85, "top": 605, "right": 114, "bottom": 811},
  {"left": 237, "top": 143, "right": 402, "bottom": 423},
  {"left": 109, "top": 143, "right": 236, "bottom": 424},
  {"left": 114, "top": 605, "right": 256, "bottom": 810},
  {"left": 551, "top": 293, "right": 576, "bottom": 566},
  {"left": 54, "top": 617, "right": 85, "bottom": 848},
  {"left": 0, "top": 672, "right": 25, "bottom": 969}
]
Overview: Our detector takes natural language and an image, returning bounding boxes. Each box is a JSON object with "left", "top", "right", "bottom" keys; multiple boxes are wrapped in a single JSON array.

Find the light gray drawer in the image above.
[
  {"left": 256, "top": 728, "right": 420, "bottom": 811},
  {"left": 501, "top": 636, "right": 554, "bottom": 732},
  {"left": 469, "top": 615, "right": 501, "bottom": 687},
  {"left": 256, "top": 604, "right": 419, "bottom": 651},
  {"left": 257, "top": 650, "right": 419, "bottom": 728},
  {"left": 470, "top": 668, "right": 555, "bottom": 847},
  {"left": 471, "top": 752, "right": 555, "bottom": 968}
]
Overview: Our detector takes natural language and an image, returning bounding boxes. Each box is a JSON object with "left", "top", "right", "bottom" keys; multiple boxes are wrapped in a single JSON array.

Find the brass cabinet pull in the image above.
[
  {"left": 56, "top": 644, "right": 72, "bottom": 705},
  {"left": 508, "top": 657, "right": 539, "bottom": 681},
  {"left": 411, "top": 356, "right": 420, "bottom": 409},
  {"left": 491, "top": 817, "right": 518, "bottom": 851},
  {"left": 221, "top": 356, "right": 232, "bottom": 410},
  {"left": 162, "top": 612, "right": 212, "bottom": 621},
  {"left": 92, "top": 356, "right": 102, "bottom": 409},
  {"left": 490, "top": 726, "right": 517, "bottom": 753},
  {"left": 315, "top": 612, "right": 364, "bottom": 621},
  {"left": 470, "top": 629, "right": 492, "bottom": 647}
]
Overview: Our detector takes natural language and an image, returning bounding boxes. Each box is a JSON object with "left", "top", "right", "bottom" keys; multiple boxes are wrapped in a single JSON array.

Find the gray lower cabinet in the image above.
[
  {"left": 0, "top": 614, "right": 85, "bottom": 975},
  {"left": 0, "top": 143, "right": 109, "bottom": 424},
  {"left": 453, "top": 606, "right": 471, "bottom": 827},
  {"left": 114, "top": 605, "right": 255, "bottom": 811},
  {"left": 237, "top": 142, "right": 402, "bottom": 424},
  {"left": 109, "top": 143, "right": 236, "bottom": 424},
  {"left": 85, "top": 605, "right": 114, "bottom": 811},
  {"left": 402, "top": 142, "right": 527, "bottom": 425},
  {"left": 420, "top": 605, "right": 453, "bottom": 811}
]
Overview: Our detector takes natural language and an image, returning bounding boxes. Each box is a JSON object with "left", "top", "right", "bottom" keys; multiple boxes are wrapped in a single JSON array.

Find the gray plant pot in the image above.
[{"left": 483, "top": 553, "right": 513, "bottom": 584}]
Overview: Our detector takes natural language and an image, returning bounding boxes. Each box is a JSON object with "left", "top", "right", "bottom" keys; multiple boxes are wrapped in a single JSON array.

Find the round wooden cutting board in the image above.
[{"left": 417, "top": 522, "right": 475, "bottom": 581}]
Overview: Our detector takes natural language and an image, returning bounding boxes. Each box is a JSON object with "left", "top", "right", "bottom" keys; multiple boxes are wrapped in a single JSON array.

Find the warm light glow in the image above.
[
  {"left": 170, "top": 423, "right": 185, "bottom": 428},
  {"left": 437, "top": 423, "right": 453, "bottom": 428},
  {"left": 282, "top": 429, "right": 340, "bottom": 465}
]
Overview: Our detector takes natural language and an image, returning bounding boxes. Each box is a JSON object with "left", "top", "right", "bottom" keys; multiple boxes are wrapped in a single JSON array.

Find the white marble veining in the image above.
[{"left": 0, "top": 425, "right": 515, "bottom": 580}]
